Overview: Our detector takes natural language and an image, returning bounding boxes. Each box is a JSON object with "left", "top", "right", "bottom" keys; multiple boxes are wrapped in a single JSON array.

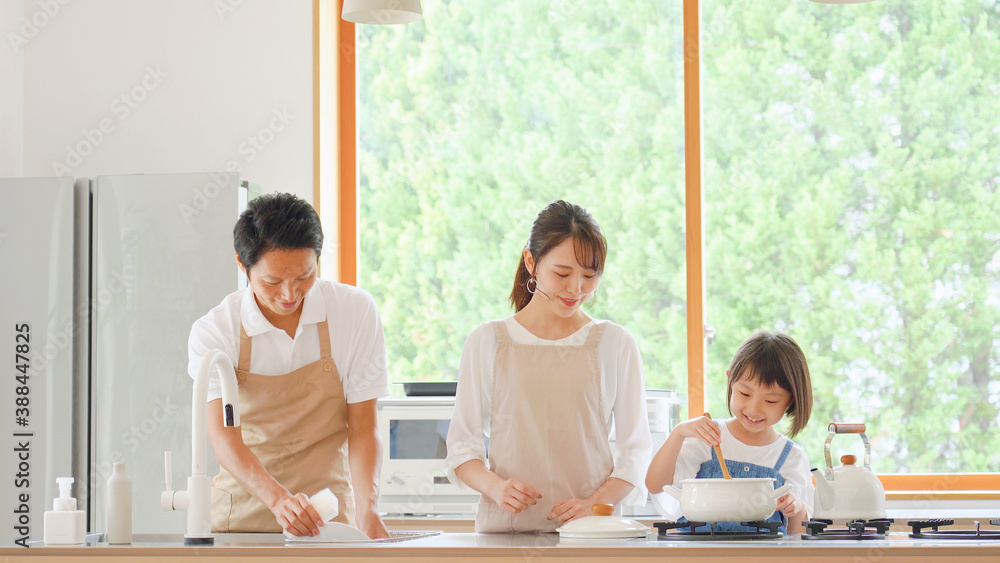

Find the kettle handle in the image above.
[
  {"left": 828, "top": 422, "right": 866, "bottom": 434},
  {"left": 823, "top": 422, "right": 872, "bottom": 478}
]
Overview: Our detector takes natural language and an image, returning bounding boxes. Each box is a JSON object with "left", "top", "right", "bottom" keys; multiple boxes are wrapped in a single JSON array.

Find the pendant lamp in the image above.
[{"left": 342, "top": 0, "right": 423, "bottom": 25}]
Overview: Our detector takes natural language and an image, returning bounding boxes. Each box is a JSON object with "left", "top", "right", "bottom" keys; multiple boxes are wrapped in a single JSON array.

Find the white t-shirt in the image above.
[
  {"left": 188, "top": 279, "right": 390, "bottom": 404},
  {"left": 444, "top": 316, "right": 652, "bottom": 505},
  {"left": 652, "top": 419, "right": 814, "bottom": 520}
]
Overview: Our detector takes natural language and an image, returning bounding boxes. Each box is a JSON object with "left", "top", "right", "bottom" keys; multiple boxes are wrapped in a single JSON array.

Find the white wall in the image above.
[
  {"left": 0, "top": 0, "right": 25, "bottom": 176},
  {"left": 10, "top": 0, "right": 313, "bottom": 202}
]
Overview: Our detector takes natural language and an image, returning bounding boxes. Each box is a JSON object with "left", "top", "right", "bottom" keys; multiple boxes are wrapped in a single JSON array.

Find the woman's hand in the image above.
[
  {"left": 271, "top": 492, "right": 322, "bottom": 537},
  {"left": 547, "top": 498, "right": 593, "bottom": 523},
  {"left": 673, "top": 414, "right": 722, "bottom": 447},
  {"left": 549, "top": 478, "right": 633, "bottom": 523},
  {"left": 488, "top": 477, "right": 542, "bottom": 514}
]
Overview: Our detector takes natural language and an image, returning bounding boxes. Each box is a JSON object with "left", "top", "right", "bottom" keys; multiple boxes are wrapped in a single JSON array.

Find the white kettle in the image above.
[{"left": 811, "top": 422, "right": 887, "bottom": 521}]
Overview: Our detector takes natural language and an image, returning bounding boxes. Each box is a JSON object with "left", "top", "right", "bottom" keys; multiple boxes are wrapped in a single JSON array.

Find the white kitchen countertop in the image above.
[{"left": 5, "top": 531, "right": 1000, "bottom": 562}]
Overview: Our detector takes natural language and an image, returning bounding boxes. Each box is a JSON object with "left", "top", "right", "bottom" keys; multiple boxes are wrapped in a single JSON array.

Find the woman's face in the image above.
[
  {"left": 239, "top": 247, "right": 318, "bottom": 322},
  {"left": 525, "top": 238, "right": 601, "bottom": 318}
]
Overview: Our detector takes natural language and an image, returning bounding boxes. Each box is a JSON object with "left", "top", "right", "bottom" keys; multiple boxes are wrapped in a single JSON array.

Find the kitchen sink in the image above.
[
  {"left": 129, "top": 530, "right": 441, "bottom": 545},
  {"left": 131, "top": 533, "right": 286, "bottom": 545}
]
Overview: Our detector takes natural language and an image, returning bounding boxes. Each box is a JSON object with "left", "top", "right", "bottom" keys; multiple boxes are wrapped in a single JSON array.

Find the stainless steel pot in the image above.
[{"left": 661, "top": 478, "right": 793, "bottom": 522}]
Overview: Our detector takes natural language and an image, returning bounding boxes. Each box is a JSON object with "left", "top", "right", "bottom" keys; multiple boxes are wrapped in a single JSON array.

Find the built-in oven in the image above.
[{"left": 376, "top": 397, "right": 481, "bottom": 515}]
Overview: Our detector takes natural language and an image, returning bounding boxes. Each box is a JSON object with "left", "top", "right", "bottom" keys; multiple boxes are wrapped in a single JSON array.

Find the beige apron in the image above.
[
  {"left": 476, "top": 320, "right": 615, "bottom": 533},
  {"left": 211, "top": 318, "right": 355, "bottom": 532}
]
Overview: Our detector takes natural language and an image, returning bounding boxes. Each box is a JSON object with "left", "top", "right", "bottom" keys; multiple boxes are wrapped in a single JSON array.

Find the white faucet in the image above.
[{"left": 162, "top": 350, "right": 241, "bottom": 545}]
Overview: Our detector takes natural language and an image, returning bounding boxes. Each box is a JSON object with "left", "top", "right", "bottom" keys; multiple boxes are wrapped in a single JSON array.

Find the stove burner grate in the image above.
[
  {"left": 908, "top": 518, "right": 1000, "bottom": 540},
  {"left": 653, "top": 520, "right": 783, "bottom": 541},
  {"left": 801, "top": 518, "right": 893, "bottom": 540}
]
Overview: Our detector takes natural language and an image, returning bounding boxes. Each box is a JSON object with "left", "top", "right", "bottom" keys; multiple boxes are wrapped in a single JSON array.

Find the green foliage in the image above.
[{"left": 357, "top": 0, "right": 999, "bottom": 473}]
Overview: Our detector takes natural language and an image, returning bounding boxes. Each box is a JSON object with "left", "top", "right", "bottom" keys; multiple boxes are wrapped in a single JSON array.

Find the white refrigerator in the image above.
[{"left": 1, "top": 173, "right": 251, "bottom": 544}]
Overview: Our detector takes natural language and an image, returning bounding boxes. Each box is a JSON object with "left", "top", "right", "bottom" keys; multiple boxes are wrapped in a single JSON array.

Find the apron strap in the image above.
[
  {"left": 772, "top": 440, "right": 795, "bottom": 472},
  {"left": 317, "top": 319, "right": 332, "bottom": 358},
  {"left": 583, "top": 320, "right": 607, "bottom": 348},
  {"left": 491, "top": 320, "right": 512, "bottom": 346},
  {"left": 238, "top": 323, "right": 252, "bottom": 372}
]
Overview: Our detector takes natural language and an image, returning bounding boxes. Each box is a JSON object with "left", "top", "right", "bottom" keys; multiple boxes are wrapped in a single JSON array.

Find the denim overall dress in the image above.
[{"left": 679, "top": 439, "right": 795, "bottom": 533}]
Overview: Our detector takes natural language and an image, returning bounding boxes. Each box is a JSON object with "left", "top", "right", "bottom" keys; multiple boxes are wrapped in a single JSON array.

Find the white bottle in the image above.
[
  {"left": 107, "top": 463, "right": 133, "bottom": 544},
  {"left": 44, "top": 477, "right": 86, "bottom": 545}
]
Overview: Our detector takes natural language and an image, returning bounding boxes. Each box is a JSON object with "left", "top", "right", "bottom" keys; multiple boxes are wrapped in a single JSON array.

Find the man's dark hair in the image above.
[{"left": 233, "top": 192, "right": 323, "bottom": 276}]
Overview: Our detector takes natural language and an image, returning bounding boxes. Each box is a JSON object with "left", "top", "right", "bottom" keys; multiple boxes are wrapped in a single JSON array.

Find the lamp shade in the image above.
[{"left": 342, "top": 0, "right": 422, "bottom": 25}]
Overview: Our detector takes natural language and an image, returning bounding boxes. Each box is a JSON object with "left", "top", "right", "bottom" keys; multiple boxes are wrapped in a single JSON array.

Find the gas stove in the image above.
[
  {"left": 908, "top": 519, "right": 1000, "bottom": 540},
  {"left": 653, "top": 520, "right": 783, "bottom": 541},
  {"left": 802, "top": 518, "right": 893, "bottom": 540}
]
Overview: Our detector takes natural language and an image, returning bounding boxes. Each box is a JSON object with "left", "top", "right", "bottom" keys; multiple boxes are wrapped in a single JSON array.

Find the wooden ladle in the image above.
[{"left": 703, "top": 412, "right": 733, "bottom": 479}]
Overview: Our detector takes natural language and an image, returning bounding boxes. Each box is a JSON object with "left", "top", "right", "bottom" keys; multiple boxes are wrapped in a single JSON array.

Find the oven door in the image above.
[{"left": 376, "top": 398, "right": 481, "bottom": 515}]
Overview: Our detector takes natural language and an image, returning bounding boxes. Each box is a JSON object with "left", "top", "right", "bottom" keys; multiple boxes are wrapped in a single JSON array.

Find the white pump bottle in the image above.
[{"left": 44, "top": 477, "right": 86, "bottom": 545}]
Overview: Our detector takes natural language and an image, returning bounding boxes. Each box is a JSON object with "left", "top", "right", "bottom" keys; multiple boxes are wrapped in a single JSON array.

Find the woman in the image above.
[
  {"left": 445, "top": 200, "right": 651, "bottom": 533},
  {"left": 187, "top": 193, "right": 390, "bottom": 538}
]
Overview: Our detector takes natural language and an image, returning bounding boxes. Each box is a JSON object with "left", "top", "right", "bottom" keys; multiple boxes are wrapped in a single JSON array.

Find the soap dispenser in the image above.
[
  {"left": 44, "top": 477, "right": 86, "bottom": 545},
  {"left": 107, "top": 463, "right": 133, "bottom": 544}
]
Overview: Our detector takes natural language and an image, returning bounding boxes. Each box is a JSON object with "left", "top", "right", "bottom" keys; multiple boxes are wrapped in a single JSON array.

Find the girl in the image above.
[
  {"left": 444, "top": 200, "right": 651, "bottom": 533},
  {"left": 645, "top": 331, "right": 814, "bottom": 534}
]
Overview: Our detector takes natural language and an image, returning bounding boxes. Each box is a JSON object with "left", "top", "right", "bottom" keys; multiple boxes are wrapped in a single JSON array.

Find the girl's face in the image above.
[
  {"left": 525, "top": 238, "right": 601, "bottom": 319},
  {"left": 728, "top": 371, "right": 792, "bottom": 437},
  {"left": 239, "top": 247, "right": 318, "bottom": 323}
]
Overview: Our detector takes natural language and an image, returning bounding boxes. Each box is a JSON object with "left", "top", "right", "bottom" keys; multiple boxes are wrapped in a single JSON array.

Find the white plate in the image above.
[
  {"left": 556, "top": 515, "right": 650, "bottom": 539},
  {"left": 285, "top": 526, "right": 443, "bottom": 544},
  {"left": 284, "top": 522, "right": 369, "bottom": 543}
]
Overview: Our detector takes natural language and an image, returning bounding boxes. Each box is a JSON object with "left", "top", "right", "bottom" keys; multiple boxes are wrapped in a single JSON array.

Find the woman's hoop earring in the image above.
[{"left": 526, "top": 277, "right": 537, "bottom": 294}]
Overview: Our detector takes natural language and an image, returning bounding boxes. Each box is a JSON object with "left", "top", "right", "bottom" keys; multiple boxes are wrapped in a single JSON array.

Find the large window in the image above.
[
  {"left": 356, "top": 1, "right": 688, "bottom": 393},
  {"left": 351, "top": 0, "right": 999, "bottom": 475},
  {"left": 701, "top": 0, "right": 999, "bottom": 473}
]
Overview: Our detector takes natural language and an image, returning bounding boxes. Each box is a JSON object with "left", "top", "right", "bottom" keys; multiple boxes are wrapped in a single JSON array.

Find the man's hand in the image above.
[
  {"left": 356, "top": 507, "right": 390, "bottom": 539},
  {"left": 272, "top": 493, "right": 322, "bottom": 537}
]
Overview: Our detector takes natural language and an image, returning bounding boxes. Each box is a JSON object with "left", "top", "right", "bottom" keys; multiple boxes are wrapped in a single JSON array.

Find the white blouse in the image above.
[{"left": 444, "top": 316, "right": 653, "bottom": 506}]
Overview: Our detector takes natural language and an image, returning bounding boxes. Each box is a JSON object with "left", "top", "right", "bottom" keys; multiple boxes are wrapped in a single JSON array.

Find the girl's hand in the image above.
[
  {"left": 777, "top": 492, "right": 808, "bottom": 534},
  {"left": 489, "top": 477, "right": 542, "bottom": 514},
  {"left": 673, "top": 414, "right": 722, "bottom": 447},
  {"left": 775, "top": 491, "right": 805, "bottom": 518}
]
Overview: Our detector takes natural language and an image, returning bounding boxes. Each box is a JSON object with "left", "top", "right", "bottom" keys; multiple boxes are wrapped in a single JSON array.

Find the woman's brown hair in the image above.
[
  {"left": 726, "top": 331, "right": 814, "bottom": 437},
  {"left": 509, "top": 200, "right": 607, "bottom": 312}
]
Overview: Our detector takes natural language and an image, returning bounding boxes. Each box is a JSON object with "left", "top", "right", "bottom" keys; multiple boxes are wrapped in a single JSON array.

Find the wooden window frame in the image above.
[{"left": 318, "top": 0, "right": 999, "bottom": 496}]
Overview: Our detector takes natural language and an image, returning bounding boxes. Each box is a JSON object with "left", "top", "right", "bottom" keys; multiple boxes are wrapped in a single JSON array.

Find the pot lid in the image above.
[{"left": 556, "top": 515, "right": 649, "bottom": 539}]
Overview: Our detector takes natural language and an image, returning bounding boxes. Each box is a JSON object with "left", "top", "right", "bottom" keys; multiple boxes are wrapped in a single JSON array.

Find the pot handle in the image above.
[
  {"left": 661, "top": 486, "right": 682, "bottom": 501},
  {"left": 768, "top": 483, "right": 793, "bottom": 501}
]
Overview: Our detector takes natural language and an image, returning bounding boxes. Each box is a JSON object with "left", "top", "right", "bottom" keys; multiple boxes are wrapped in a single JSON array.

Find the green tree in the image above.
[{"left": 357, "top": 0, "right": 999, "bottom": 472}]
